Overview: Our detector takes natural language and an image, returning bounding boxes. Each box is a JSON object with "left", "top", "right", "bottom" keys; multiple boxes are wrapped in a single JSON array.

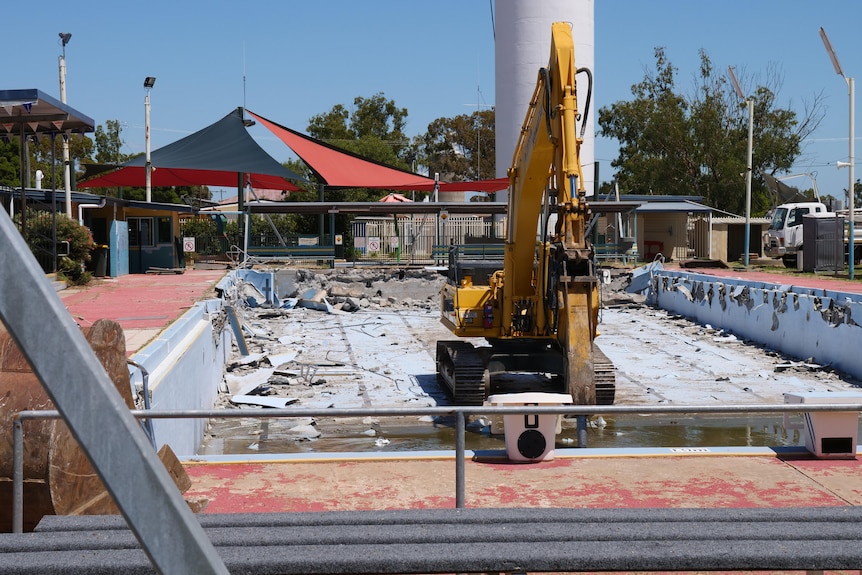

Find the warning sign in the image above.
[{"left": 182, "top": 237, "right": 196, "bottom": 253}]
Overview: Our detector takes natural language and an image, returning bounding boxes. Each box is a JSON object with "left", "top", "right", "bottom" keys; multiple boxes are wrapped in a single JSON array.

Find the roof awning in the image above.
[
  {"left": 0, "top": 89, "right": 95, "bottom": 135},
  {"left": 634, "top": 200, "right": 713, "bottom": 213},
  {"left": 246, "top": 201, "right": 509, "bottom": 216}
]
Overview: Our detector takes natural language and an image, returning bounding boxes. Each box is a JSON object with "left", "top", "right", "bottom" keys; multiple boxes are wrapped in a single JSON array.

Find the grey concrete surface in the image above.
[{"left": 199, "top": 268, "right": 862, "bottom": 454}]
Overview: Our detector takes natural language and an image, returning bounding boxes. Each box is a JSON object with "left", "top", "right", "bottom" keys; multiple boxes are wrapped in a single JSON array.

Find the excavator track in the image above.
[
  {"left": 436, "top": 341, "right": 487, "bottom": 406},
  {"left": 593, "top": 345, "right": 616, "bottom": 406}
]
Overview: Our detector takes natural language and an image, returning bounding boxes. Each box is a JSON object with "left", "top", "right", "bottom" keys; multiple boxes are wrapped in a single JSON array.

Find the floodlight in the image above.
[
  {"left": 59, "top": 33, "right": 72, "bottom": 46},
  {"left": 727, "top": 66, "right": 745, "bottom": 100},
  {"left": 820, "top": 27, "right": 844, "bottom": 77},
  {"left": 144, "top": 77, "right": 156, "bottom": 89}
]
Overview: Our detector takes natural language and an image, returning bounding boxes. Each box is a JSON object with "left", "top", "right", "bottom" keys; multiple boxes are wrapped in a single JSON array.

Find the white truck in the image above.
[{"left": 763, "top": 201, "right": 862, "bottom": 267}]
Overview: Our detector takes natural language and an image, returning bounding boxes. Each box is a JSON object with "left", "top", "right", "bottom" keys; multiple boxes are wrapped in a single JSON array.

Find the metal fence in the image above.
[
  {"left": 22, "top": 205, "right": 61, "bottom": 274},
  {"left": 10, "top": 401, "right": 861, "bottom": 533},
  {"left": 350, "top": 215, "right": 505, "bottom": 265},
  {"left": 181, "top": 215, "right": 507, "bottom": 266},
  {"left": 181, "top": 212, "right": 718, "bottom": 268}
]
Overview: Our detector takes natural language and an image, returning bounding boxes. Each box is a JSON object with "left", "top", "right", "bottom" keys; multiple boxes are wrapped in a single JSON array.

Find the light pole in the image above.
[
  {"left": 728, "top": 66, "right": 754, "bottom": 267},
  {"left": 820, "top": 27, "right": 855, "bottom": 280},
  {"left": 143, "top": 76, "right": 156, "bottom": 203},
  {"left": 58, "top": 32, "right": 72, "bottom": 218}
]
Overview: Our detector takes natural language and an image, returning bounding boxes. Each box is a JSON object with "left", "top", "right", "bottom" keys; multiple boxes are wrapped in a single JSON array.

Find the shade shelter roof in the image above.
[
  {"left": 79, "top": 166, "right": 301, "bottom": 191},
  {"left": 378, "top": 192, "right": 413, "bottom": 203},
  {"left": 79, "top": 108, "right": 302, "bottom": 191},
  {"left": 0, "top": 89, "right": 95, "bottom": 136},
  {"left": 246, "top": 110, "right": 509, "bottom": 193},
  {"left": 247, "top": 110, "right": 433, "bottom": 189}
]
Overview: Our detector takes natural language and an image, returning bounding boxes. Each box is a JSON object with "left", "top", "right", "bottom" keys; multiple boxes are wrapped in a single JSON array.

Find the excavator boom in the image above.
[{"left": 437, "top": 22, "right": 612, "bottom": 407}]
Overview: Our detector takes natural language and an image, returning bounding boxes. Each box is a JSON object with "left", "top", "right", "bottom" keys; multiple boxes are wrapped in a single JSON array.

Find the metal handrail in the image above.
[
  {"left": 12, "top": 402, "right": 862, "bottom": 533},
  {"left": 126, "top": 359, "right": 156, "bottom": 449}
]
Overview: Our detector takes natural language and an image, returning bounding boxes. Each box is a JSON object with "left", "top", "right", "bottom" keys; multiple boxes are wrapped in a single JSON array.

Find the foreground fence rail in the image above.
[{"left": 12, "top": 402, "right": 862, "bottom": 533}]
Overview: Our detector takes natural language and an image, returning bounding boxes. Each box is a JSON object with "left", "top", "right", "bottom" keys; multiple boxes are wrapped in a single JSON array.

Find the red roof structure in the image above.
[
  {"left": 247, "top": 110, "right": 509, "bottom": 193},
  {"left": 378, "top": 193, "right": 413, "bottom": 203}
]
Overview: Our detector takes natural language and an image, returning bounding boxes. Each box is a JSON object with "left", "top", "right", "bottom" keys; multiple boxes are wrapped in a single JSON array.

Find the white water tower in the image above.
[{"left": 495, "top": 0, "right": 595, "bottom": 202}]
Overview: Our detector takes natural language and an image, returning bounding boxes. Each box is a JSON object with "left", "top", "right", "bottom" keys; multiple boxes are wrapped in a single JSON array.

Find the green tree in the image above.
[
  {"left": 93, "top": 120, "right": 135, "bottom": 166},
  {"left": 598, "top": 48, "right": 824, "bottom": 215},
  {"left": 0, "top": 139, "right": 19, "bottom": 187},
  {"left": 295, "top": 93, "right": 419, "bottom": 243},
  {"left": 23, "top": 131, "right": 95, "bottom": 191},
  {"left": 307, "top": 93, "right": 412, "bottom": 170},
  {"left": 421, "top": 109, "right": 495, "bottom": 182}
]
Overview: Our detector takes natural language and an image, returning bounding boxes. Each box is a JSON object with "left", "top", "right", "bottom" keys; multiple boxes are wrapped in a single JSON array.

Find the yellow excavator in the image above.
[{"left": 436, "top": 21, "right": 614, "bottom": 406}]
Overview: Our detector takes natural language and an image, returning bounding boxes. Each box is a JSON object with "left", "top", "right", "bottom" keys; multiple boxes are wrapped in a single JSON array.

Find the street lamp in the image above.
[
  {"left": 728, "top": 66, "right": 754, "bottom": 267},
  {"left": 820, "top": 27, "right": 855, "bottom": 280},
  {"left": 143, "top": 76, "right": 156, "bottom": 202},
  {"left": 58, "top": 32, "right": 72, "bottom": 218}
]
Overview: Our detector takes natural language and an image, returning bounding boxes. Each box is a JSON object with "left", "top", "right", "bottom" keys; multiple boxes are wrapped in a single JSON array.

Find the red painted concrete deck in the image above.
[
  {"left": 181, "top": 451, "right": 862, "bottom": 513},
  {"left": 59, "top": 269, "right": 228, "bottom": 353},
  {"left": 671, "top": 262, "right": 862, "bottom": 294}
]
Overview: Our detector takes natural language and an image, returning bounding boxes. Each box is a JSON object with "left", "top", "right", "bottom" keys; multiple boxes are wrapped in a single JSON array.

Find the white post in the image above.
[
  {"left": 728, "top": 66, "right": 754, "bottom": 267},
  {"left": 145, "top": 89, "right": 152, "bottom": 203},
  {"left": 743, "top": 98, "right": 754, "bottom": 267},
  {"left": 59, "top": 54, "right": 72, "bottom": 219},
  {"left": 820, "top": 28, "right": 855, "bottom": 280},
  {"left": 848, "top": 76, "right": 855, "bottom": 280}
]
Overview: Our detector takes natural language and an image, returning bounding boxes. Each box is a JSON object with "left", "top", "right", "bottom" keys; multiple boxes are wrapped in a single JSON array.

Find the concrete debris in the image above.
[
  {"left": 199, "top": 265, "right": 862, "bottom": 456},
  {"left": 230, "top": 395, "right": 299, "bottom": 409},
  {"left": 225, "top": 368, "right": 276, "bottom": 395},
  {"left": 288, "top": 424, "right": 321, "bottom": 440},
  {"left": 712, "top": 332, "right": 739, "bottom": 343},
  {"left": 227, "top": 353, "right": 267, "bottom": 370},
  {"left": 280, "top": 268, "right": 446, "bottom": 313},
  {"left": 266, "top": 351, "right": 298, "bottom": 368},
  {"left": 239, "top": 281, "right": 269, "bottom": 308},
  {"left": 775, "top": 360, "right": 826, "bottom": 373}
]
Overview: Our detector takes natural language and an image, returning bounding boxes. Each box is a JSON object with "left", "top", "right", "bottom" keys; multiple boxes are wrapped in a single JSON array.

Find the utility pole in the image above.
[{"left": 59, "top": 32, "right": 72, "bottom": 218}]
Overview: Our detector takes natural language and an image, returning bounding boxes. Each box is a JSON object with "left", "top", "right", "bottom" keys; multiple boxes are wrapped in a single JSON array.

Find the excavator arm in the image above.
[
  {"left": 437, "top": 22, "right": 609, "bottom": 407},
  {"left": 503, "top": 23, "right": 598, "bottom": 403}
]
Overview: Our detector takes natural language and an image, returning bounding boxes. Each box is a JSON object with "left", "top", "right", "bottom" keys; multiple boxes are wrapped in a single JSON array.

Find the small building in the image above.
[
  {"left": 0, "top": 187, "right": 195, "bottom": 276},
  {"left": 591, "top": 195, "right": 768, "bottom": 263}
]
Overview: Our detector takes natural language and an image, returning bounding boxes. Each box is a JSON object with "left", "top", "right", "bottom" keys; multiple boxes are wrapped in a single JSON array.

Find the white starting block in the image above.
[
  {"left": 784, "top": 391, "right": 862, "bottom": 459},
  {"left": 488, "top": 392, "right": 573, "bottom": 462}
]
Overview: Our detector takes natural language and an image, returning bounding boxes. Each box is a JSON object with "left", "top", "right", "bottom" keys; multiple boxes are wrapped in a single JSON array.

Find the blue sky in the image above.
[{"left": 5, "top": 0, "right": 862, "bottom": 206}]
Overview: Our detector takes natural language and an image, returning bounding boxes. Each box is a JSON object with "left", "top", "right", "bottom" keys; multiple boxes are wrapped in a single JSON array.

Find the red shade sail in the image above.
[
  {"left": 247, "top": 110, "right": 435, "bottom": 189},
  {"left": 79, "top": 166, "right": 300, "bottom": 191}
]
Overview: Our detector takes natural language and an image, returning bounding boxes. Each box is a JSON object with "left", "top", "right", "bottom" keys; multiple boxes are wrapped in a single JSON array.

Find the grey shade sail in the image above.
[{"left": 80, "top": 107, "right": 303, "bottom": 190}]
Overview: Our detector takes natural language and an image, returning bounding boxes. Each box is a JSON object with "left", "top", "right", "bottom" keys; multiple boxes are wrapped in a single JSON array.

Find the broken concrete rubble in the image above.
[{"left": 199, "top": 267, "right": 862, "bottom": 455}]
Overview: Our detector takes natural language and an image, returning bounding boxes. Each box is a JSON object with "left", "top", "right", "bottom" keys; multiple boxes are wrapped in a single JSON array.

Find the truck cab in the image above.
[{"left": 764, "top": 202, "right": 828, "bottom": 266}]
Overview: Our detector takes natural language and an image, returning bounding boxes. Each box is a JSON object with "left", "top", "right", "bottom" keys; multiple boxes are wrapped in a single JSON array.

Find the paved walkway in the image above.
[
  {"left": 183, "top": 448, "right": 862, "bottom": 512},
  {"left": 669, "top": 261, "right": 862, "bottom": 294},
  {"left": 58, "top": 269, "right": 228, "bottom": 354}
]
